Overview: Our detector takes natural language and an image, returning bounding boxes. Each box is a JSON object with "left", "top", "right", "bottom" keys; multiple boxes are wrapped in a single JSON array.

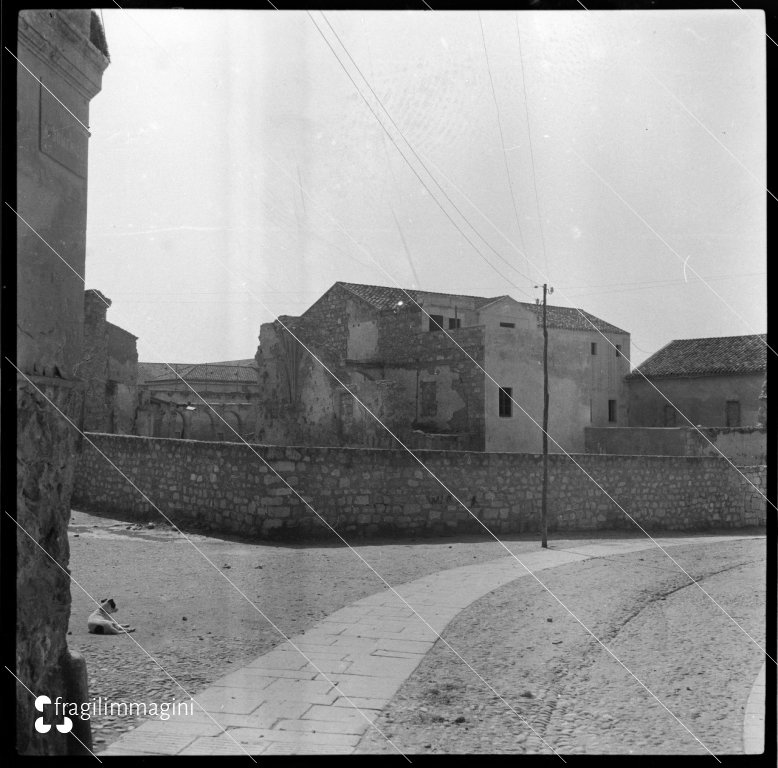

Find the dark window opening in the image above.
[
  {"left": 428, "top": 314, "right": 444, "bottom": 332},
  {"left": 608, "top": 399, "right": 617, "bottom": 423},
  {"left": 420, "top": 381, "right": 437, "bottom": 418},
  {"left": 500, "top": 322, "right": 516, "bottom": 328},
  {"left": 725, "top": 400, "right": 741, "bottom": 427},
  {"left": 615, "top": 344, "right": 622, "bottom": 358},
  {"left": 589, "top": 399, "right": 593, "bottom": 423},
  {"left": 591, "top": 342, "right": 598, "bottom": 355},
  {"left": 499, "top": 387, "right": 513, "bottom": 418},
  {"left": 448, "top": 317, "right": 461, "bottom": 330}
]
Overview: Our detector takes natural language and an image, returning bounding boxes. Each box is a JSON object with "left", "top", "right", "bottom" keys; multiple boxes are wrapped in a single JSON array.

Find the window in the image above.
[
  {"left": 498, "top": 387, "right": 513, "bottom": 418},
  {"left": 589, "top": 399, "right": 593, "bottom": 423},
  {"left": 428, "top": 314, "right": 444, "bottom": 332},
  {"left": 591, "top": 342, "right": 598, "bottom": 355},
  {"left": 725, "top": 400, "right": 741, "bottom": 427},
  {"left": 500, "top": 322, "right": 516, "bottom": 328},
  {"left": 663, "top": 405, "right": 677, "bottom": 427},
  {"left": 448, "top": 317, "right": 461, "bottom": 330},
  {"left": 608, "top": 399, "right": 617, "bottom": 423},
  {"left": 615, "top": 344, "right": 622, "bottom": 358},
  {"left": 420, "top": 381, "right": 437, "bottom": 418}
]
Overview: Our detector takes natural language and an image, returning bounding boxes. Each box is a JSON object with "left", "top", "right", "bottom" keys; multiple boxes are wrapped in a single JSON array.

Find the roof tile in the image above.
[
  {"left": 628, "top": 335, "right": 767, "bottom": 378},
  {"left": 335, "top": 282, "right": 628, "bottom": 334}
]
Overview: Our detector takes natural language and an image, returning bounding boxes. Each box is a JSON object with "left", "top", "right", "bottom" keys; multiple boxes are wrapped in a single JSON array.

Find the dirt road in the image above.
[
  {"left": 355, "top": 538, "right": 766, "bottom": 755},
  {"left": 66, "top": 510, "right": 764, "bottom": 754}
]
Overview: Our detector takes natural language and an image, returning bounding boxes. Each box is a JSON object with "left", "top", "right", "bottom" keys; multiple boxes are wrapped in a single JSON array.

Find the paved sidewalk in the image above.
[
  {"left": 743, "top": 662, "right": 766, "bottom": 755},
  {"left": 100, "top": 534, "right": 760, "bottom": 756}
]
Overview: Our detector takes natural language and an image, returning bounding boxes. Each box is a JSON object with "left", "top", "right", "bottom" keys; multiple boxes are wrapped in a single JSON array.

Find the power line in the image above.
[
  {"left": 310, "top": 11, "right": 535, "bottom": 299},
  {"left": 478, "top": 12, "right": 529, "bottom": 275},
  {"left": 515, "top": 16, "right": 549, "bottom": 277}
]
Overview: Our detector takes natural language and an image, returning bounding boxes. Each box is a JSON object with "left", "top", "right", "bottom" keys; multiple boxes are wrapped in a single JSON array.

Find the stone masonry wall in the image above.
[
  {"left": 16, "top": 9, "right": 109, "bottom": 756},
  {"left": 73, "top": 434, "right": 767, "bottom": 540},
  {"left": 17, "top": 377, "right": 84, "bottom": 755}
]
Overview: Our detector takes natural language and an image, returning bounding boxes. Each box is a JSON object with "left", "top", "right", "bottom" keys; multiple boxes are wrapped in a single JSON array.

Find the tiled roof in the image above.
[
  {"left": 335, "top": 282, "right": 627, "bottom": 333},
  {"left": 524, "top": 304, "right": 629, "bottom": 335},
  {"left": 627, "top": 335, "right": 767, "bottom": 379},
  {"left": 337, "top": 282, "right": 499, "bottom": 311},
  {"left": 139, "top": 361, "right": 258, "bottom": 384}
]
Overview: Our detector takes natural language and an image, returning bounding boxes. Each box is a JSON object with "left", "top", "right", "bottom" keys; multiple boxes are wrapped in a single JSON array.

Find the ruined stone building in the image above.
[
  {"left": 15, "top": 9, "right": 109, "bottom": 755},
  {"left": 135, "top": 360, "right": 260, "bottom": 441},
  {"left": 78, "top": 290, "right": 138, "bottom": 434},
  {"left": 627, "top": 335, "right": 767, "bottom": 428},
  {"left": 255, "top": 282, "right": 630, "bottom": 452}
]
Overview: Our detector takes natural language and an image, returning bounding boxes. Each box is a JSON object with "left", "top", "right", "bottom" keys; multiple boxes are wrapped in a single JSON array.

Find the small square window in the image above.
[
  {"left": 591, "top": 342, "right": 598, "bottom": 355},
  {"left": 608, "top": 399, "right": 617, "bottom": 423},
  {"left": 499, "top": 387, "right": 513, "bottom": 418},
  {"left": 448, "top": 317, "right": 461, "bottom": 330},
  {"left": 429, "top": 314, "right": 444, "bottom": 332}
]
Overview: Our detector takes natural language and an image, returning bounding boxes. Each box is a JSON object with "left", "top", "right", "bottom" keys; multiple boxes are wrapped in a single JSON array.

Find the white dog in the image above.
[{"left": 88, "top": 598, "right": 135, "bottom": 635}]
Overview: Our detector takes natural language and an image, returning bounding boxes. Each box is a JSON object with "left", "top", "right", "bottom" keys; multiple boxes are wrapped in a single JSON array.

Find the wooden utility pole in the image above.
[{"left": 538, "top": 283, "right": 553, "bottom": 548}]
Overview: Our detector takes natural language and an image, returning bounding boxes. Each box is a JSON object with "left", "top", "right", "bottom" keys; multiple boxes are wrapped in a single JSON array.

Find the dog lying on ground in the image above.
[{"left": 88, "top": 598, "right": 135, "bottom": 635}]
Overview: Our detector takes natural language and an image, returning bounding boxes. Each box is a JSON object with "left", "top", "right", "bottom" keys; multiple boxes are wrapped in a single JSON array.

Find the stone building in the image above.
[
  {"left": 78, "top": 290, "right": 138, "bottom": 434},
  {"left": 15, "top": 9, "right": 109, "bottom": 755},
  {"left": 626, "top": 335, "right": 767, "bottom": 428},
  {"left": 135, "top": 360, "right": 260, "bottom": 441},
  {"left": 255, "top": 282, "right": 630, "bottom": 452}
]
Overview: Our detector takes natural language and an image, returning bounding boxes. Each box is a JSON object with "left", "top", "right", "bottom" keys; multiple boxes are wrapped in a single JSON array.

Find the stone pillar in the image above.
[{"left": 16, "top": 10, "right": 109, "bottom": 755}]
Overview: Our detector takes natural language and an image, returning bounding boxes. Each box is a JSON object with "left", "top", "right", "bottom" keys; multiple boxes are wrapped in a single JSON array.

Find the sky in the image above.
[{"left": 84, "top": 9, "right": 767, "bottom": 368}]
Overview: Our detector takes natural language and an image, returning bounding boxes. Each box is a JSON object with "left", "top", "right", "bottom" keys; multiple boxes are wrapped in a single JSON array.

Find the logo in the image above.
[{"left": 34, "top": 695, "right": 72, "bottom": 734}]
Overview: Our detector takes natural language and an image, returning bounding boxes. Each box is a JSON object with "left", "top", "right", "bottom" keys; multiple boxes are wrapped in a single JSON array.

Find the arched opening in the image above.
[
  {"left": 160, "top": 409, "right": 185, "bottom": 439},
  {"left": 189, "top": 407, "right": 215, "bottom": 440},
  {"left": 220, "top": 411, "right": 242, "bottom": 442}
]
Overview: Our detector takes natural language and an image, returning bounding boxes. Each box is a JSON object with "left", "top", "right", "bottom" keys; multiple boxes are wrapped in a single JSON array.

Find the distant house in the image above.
[
  {"left": 78, "top": 290, "right": 138, "bottom": 434},
  {"left": 255, "top": 281, "right": 630, "bottom": 452},
  {"left": 626, "top": 334, "right": 767, "bottom": 427},
  {"left": 136, "top": 359, "right": 260, "bottom": 441}
]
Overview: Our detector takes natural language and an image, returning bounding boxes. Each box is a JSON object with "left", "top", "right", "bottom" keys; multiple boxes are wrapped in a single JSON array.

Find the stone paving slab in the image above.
[{"left": 103, "top": 534, "right": 763, "bottom": 756}]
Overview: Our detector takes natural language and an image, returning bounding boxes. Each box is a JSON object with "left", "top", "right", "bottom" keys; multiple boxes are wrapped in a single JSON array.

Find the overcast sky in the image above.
[{"left": 85, "top": 9, "right": 766, "bottom": 368}]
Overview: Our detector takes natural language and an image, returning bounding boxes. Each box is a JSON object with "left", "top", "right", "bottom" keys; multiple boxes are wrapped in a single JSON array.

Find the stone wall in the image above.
[
  {"left": 256, "top": 288, "right": 487, "bottom": 451},
  {"left": 17, "top": 377, "right": 84, "bottom": 755},
  {"left": 681, "top": 426, "right": 767, "bottom": 465},
  {"left": 16, "top": 9, "right": 109, "bottom": 755},
  {"left": 627, "top": 373, "right": 764, "bottom": 428},
  {"left": 79, "top": 290, "right": 138, "bottom": 434},
  {"left": 585, "top": 425, "right": 766, "bottom": 465},
  {"left": 73, "top": 435, "right": 767, "bottom": 540}
]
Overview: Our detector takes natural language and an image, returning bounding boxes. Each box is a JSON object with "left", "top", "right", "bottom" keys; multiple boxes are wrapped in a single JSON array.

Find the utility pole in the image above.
[{"left": 535, "top": 283, "right": 553, "bottom": 548}]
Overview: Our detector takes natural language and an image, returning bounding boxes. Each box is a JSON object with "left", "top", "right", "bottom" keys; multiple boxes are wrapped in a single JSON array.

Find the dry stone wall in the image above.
[{"left": 73, "top": 434, "right": 767, "bottom": 539}]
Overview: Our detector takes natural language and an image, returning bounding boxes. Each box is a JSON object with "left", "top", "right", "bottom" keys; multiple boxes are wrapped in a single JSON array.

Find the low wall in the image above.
[
  {"left": 71, "top": 434, "right": 767, "bottom": 539},
  {"left": 585, "top": 426, "right": 766, "bottom": 465},
  {"left": 585, "top": 427, "right": 685, "bottom": 456},
  {"left": 681, "top": 426, "right": 766, "bottom": 465}
]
